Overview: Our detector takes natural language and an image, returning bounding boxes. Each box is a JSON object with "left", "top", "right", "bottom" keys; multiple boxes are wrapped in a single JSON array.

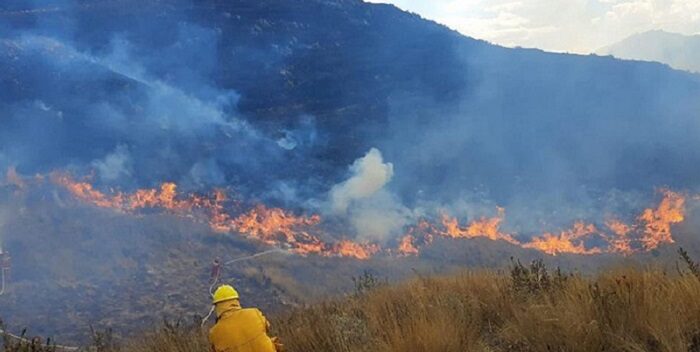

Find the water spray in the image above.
[
  {"left": 0, "top": 242, "right": 5, "bottom": 297},
  {"left": 0, "top": 264, "right": 4, "bottom": 297}
]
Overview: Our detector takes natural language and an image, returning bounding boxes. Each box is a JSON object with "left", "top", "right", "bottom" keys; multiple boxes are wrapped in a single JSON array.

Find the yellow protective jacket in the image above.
[{"left": 209, "top": 300, "right": 277, "bottom": 352}]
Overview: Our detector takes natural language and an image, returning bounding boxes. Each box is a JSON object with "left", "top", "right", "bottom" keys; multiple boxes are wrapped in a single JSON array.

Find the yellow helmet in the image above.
[{"left": 212, "top": 284, "right": 239, "bottom": 304}]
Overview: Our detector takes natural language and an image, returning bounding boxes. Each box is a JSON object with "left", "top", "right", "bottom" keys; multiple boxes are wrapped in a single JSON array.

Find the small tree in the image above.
[{"left": 352, "top": 270, "right": 386, "bottom": 296}]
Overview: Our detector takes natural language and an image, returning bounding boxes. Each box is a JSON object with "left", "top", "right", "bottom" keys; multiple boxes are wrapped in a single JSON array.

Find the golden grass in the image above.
[
  {"left": 272, "top": 264, "right": 700, "bottom": 352},
  {"left": 5, "top": 261, "right": 700, "bottom": 352}
]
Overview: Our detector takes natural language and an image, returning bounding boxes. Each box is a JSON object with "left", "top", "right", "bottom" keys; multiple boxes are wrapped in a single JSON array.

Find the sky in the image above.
[{"left": 366, "top": 0, "right": 700, "bottom": 53}]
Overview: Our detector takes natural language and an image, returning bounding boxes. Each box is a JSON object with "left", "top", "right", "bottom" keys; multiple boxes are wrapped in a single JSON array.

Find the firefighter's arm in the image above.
[
  {"left": 271, "top": 337, "right": 284, "bottom": 352},
  {"left": 208, "top": 329, "right": 217, "bottom": 352},
  {"left": 258, "top": 310, "right": 284, "bottom": 352}
]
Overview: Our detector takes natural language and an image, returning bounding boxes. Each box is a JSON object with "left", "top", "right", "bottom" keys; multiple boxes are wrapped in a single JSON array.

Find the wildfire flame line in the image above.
[
  {"left": 402, "top": 189, "right": 686, "bottom": 256},
  {"left": 51, "top": 174, "right": 378, "bottom": 259},
  {"left": 49, "top": 173, "right": 688, "bottom": 259}
]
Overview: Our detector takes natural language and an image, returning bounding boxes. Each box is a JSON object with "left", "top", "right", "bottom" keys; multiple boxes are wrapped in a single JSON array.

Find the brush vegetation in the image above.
[{"left": 5, "top": 251, "right": 700, "bottom": 352}]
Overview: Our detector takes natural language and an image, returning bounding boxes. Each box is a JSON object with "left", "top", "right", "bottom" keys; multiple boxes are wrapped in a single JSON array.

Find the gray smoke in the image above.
[
  {"left": 330, "top": 148, "right": 394, "bottom": 214},
  {"left": 92, "top": 145, "right": 132, "bottom": 182},
  {"left": 2, "top": 0, "right": 700, "bottom": 241},
  {"left": 328, "top": 148, "right": 411, "bottom": 242}
]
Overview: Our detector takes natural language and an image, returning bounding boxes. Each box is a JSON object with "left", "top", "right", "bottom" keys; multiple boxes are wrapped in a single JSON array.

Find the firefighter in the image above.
[{"left": 209, "top": 284, "right": 283, "bottom": 352}]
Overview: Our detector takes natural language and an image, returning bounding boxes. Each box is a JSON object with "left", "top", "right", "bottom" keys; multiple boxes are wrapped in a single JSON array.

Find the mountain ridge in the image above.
[{"left": 598, "top": 30, "right": 700, "bottom": 73}]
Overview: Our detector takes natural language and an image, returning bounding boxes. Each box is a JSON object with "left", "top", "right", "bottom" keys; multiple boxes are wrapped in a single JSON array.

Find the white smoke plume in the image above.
[
  {"left": 330, "top": 148, "right": 394, "bottom": 213},
  {"left": 92, "top": 145, "right": 132, "bottom": 182},
  {"left": 329, "top": 148, "right": 410, "bottom": 242}
]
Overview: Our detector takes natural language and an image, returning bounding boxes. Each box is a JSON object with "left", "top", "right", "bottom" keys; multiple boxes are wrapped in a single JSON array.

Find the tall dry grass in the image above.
[
  {"left": 269, "top": 259, "right": 700, "bottom": 352},
  {"left": 5, "top": 256, "right": 700, "bottom": 352}
]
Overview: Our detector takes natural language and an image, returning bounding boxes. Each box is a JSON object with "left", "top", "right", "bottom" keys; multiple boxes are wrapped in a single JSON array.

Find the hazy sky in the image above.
[{"left": 366, "top": 0, "right": 700, "bottom": 53}]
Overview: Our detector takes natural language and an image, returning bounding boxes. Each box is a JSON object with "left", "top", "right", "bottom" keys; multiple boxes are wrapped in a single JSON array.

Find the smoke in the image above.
[
  {"left": 1, "top": 0, "right": 700, "bottom": 243},
  {"left": 345, "top": 190, "right": 412, "bottom": 243},
  {"left": 375, "top": 47, "right": 700, "bottom": 233},
  {"left": 92, "top": 145, "right": 132, "bottom": 182},
  {"left": 328, "top": 148, "right": 410, "bottom": 242},
  {"left": 330, "top": 148, "right": 394, "bottom": 214},
  {"left": 0, "top": 23, "right": 286, "bottom": 193}
]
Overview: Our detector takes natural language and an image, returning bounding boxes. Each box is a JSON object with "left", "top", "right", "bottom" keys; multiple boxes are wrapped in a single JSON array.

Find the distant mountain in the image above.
[{"left": 598, "top": 30, "right": 700, "bottom": 73}]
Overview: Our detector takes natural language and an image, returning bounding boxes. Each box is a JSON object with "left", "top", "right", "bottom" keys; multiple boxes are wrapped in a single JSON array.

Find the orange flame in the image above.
[
  {"left": 4, "top": 167, "right": 26, "bottom": 189},
  {"left": 397, "top": 235, "right": 419, "bottom": 256},
  {"left": 440, "top": 207, "right": 519, "bottom": 244},
  {"left": 53, "top": 174, "right": 123, "bottom": 208},
  {"left": 228, "top": 205, "right": 321, "bottom": 243},
  {"left": 638, "top": 189, "right": 685, "bottom": 250},
  {"left": 330, "top": 240, "right": 380, "bottom": 259},
  {"left": 396, "top": 219, "right": 435, "bottom": 256},
  {"left": 605, "top": 218, "right": 634, "bottom": 254},
  {"left": 52, "top": 174, "right": 691, "bottom": 259},
  {"left": 523, "top": 222, "right": 602, "bottom": 256},
  {"left": 54, "top": 174, "right": 380, "bottom": 259}
]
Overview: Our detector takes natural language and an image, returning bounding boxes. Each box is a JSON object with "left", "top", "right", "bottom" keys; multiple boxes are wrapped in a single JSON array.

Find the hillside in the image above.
[
  {"left": 2, "top": 0, "right": 700, "bottom": 208},
  {"left": 599, "top": 30, "right": 700, "bottom": 73}
]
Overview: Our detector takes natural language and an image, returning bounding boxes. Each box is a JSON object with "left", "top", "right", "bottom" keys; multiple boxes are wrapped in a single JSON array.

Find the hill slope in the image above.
[{"left": 1, "top": 0, "right": 700, "bottom": 212}]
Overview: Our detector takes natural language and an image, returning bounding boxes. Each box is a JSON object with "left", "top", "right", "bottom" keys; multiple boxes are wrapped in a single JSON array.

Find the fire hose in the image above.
[
  {"left": 201, "top": 248, "right": 288, "bottom": 326},
  {"left": 0, "top": 268, "right": 5, "bottom": 296}
]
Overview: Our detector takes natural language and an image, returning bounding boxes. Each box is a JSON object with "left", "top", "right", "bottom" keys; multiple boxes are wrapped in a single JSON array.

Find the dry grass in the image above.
[
  {"left": 5, "top": 256, "right": 700, "bottom": 352},
  {"left": 269, "top": 260, "right": 700, "bottom": 352}
]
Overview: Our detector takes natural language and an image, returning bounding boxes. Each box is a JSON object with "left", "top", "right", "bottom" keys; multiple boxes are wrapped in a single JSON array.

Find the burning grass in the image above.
[
  {"left": 8, "top": 252, "right": 700, "bottom": 352},
  {"left": 51, "top": 173, "right": 690, "bottom": 258}
]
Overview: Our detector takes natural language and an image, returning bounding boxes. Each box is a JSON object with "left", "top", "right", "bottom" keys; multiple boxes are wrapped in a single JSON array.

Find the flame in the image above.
[
  {"left": 53, "top": 174, "right": 123, "bottom": 208},
  {"left": 52, "top": 174, "right": 691, "bottom": 259},
  {"left": 52, "top": 174, "right": 201, "bottom": 211},
  {"left": 397, "top": 235, "right": 419, "bottom": 256},
  {"left": 439, "top": 207, "right": 519, "bottom": 244},
  {"left": 638, "top": 189, "right": 685, "bottom": 250},
  {"left": 227, "top": 205, "right": 321, "bottom": 243},
  {"left": 4, "top": 167, "right": 26, "bottom": 189},
  {"left": 396, "top": 219, "right": 436, "bottom": 256},
  {"left": 605, "top": 218, "right": 634, "bottom": 254},
  {"left": 330, "top": 240, "right": 380, "bottom": 259},
  {"left": 523, "top": 222, "right": 602, "bottom": 256},
  {"left": 54, "top": 174, "right": 379, "bottom": 259}
]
